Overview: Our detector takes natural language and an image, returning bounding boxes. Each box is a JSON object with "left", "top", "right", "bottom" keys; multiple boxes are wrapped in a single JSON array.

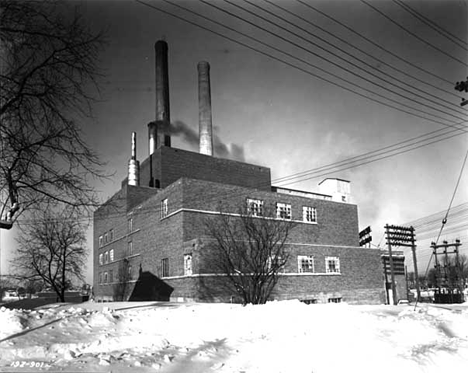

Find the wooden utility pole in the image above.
[
  {"left": 385, "top": 224, "right": 398, "bottom": 305},
  {"left": 410, "top": 226, "right": 420, "bottom": 302}
]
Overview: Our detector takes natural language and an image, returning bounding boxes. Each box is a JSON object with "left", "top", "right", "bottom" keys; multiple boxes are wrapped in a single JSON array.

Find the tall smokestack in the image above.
[
  {"left": 198, "top": 61, "right": 213, "bottom": 156},
  {"left": 148, "top": 40, "right": 171, "bottom": 155},
  {"left": 128, "top": 132, "right": 140, "bottom": 186}
]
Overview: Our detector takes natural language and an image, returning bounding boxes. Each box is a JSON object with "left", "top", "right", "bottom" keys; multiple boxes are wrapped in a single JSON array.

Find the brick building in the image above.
[{"left": 93, "top": 41, "right": 398, "bottom": 304}]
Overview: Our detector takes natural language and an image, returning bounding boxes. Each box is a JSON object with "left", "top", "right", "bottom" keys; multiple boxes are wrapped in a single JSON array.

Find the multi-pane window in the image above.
[
  {"left": 104, "top": 251, "right": 109, "bottom": 264},
  {"left": 161, "top": 198, "right": 168, "bottom": 219},
  {"left": 247, "top": 198, "right": 263, "bottom": 216},
  {"left": 326, "top": 257, "right": 340, "bottom": 274},
  {"left": 104, "top": 271, "right": 108, "bottom": 283},
  {"left": 267, "top": 255, "right": 283, "bottom": 272},
  {"left": 109, "top": 229, "right": 114, "bottom": 241},
  {"left": 104, "top": 233, "right": 108, "bottom": 244},
  {"left": 184, "top": 254, "right": 193, "bottom": 276},
  {"left": 328, "top": 297, "right": 342, "bottom": 303},
  {"left": 303, "top": 206, "right": 317, "bottom": 223},
  {"left": 128, "top": 217, "right": 133, "bottom": 233},
  {"left": 99, "top": 253, "right": 103, "bottom": 265},
  {"left": 99, "top": 236, "right": 103, "bottom": 248},
  {"left": 127, "top": 241, "right": 133, "bottom": 256},
  {"left": 276, "top": 202, "right": 291, "bottom": 220},
  {"left": 161, "top": 258, "right": 169, "bottom": 277},
  {"left": 298, "top": 255, "right": 315, "bottom": 273},
  {"left": 109, "top": 249, "right": 114, "bottom": 262}
]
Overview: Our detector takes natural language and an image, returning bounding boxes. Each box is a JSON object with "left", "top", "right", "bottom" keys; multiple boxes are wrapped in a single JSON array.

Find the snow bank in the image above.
[{"left": 0, "top": 301, "right": 467, "bottom": 373}]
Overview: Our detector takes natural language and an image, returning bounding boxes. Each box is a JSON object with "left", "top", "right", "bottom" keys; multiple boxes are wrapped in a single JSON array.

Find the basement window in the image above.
[
  {"left": 276, "top": 202, "right": 291, "bottom": 220},
  {"left": 161, "top": 198, "right": 168, "bottom": 219},
  {"left": 184, "top": 254, "right": 192, "bottom": 276},
  {"left": 247, "top": 198, "right": 263, "bottom": 216},
  {"left": 298, "top": 255, "right": 315, "bottom": 273},
  {"left": 326, "top": 257, "right": 340, "bottom": 274},
  {"left": 328, "top": 297, "right": 342, "bottom": 303},
  {"left": 303, "top": 206, "right": 317, "bottom": 223}
]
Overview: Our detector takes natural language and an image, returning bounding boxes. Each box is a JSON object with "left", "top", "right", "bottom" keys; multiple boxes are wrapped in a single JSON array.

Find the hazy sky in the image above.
[{"left": 1, "top": 0, "right": 467, "bottom": 283}]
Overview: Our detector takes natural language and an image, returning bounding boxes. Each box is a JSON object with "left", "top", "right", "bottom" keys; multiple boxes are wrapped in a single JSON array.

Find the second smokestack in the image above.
[{"left": 198, "top": 61, "right": 213, "bottom": 156}]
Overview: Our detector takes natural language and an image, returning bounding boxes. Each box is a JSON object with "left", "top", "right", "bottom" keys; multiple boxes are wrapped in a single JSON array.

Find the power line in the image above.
[
  {"left": 205, "top": 0, "right": 467, "bottom": 123},
  {"left": 234, "top": 0, "right": 467, "bottom": 117},
  {"left": 157, "top": 0, "right": 466, "bottom": 130},
  {"left": 361, "top": 0, "right": 468, "bottom": 67},
  {"left": 295, "top": 0, "right": 456, "bottom": 85},
  {"left": 262, "top": 0, "right": 464, "bottom": 100},
  {"left": 393, "top": 0, "right": 468, "bottom": 51}
]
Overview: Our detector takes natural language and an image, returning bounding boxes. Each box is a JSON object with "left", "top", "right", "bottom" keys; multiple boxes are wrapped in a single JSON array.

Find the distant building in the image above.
[{"left": 93, "top": 41, "right": 392, "bottom": 304}]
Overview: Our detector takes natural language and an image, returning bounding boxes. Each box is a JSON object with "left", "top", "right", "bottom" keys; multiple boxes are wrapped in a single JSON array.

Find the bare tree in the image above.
[
  {"left": 113, "top": 258, "right": 131, "bottom": 301},
  {"left": 0, "top": 0, "right": 107, "bottom": 229},
  {"left": 203, "top": 206, "right": 296, "bottom": 305},
  {"left": 11, "top": 207, "right": 88, "bottom": 302}
]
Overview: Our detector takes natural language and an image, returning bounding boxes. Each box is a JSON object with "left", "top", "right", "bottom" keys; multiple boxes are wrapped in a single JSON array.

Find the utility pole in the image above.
[
  {"left": 385, "top": 224, "right": 398, "bottom": 305},
  {"left": 410, "top": 226, "right": 420, "bottom": 302}
]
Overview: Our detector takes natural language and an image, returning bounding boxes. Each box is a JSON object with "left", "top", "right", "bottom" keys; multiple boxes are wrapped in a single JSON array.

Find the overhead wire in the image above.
[
  {"left": 360, "top": 0, "right": 468, "bottom": 67},
  {"left": 393, "top": 0, "right": 468, "bottom": 51},
  {"left": 228, "top": 0, "right": 467, "bottom": 118},
  {"left": 262, "top": 0, "right": 464, "bottom": 100},
  {"left": 295, "top": 0, "right": 456, "bottom": 85},
  {"left": 202, "top": 0, "right": 467, "bottom": 124}
]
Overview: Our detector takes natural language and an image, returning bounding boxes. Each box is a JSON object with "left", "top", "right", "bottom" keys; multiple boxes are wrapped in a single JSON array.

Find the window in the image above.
[
  {"left": 109, "top": 229, "right": 114, "bottom": 241},
  {"left": 104, "top": 271, "right": 108, "bottom": 284},
  {"left": 267, "top": 255, "right": 284, "bottom": 272},
  {"left": 128, "top": 217, "right": 133, "bottom": 233},
  {"left": 326, "top": 257, "right": 340, "bottom": 274},
  {"left": 328, "top": 297, "right": 342, "bottom": 303},
  {"left": 99, "top": 272, "right": 103, "bottom": 284},
  {"left": 128, "top": 265, "right": 132, "bottom": 280},
  {"left": 109, "top": 249, "right": 114, "bottom": 262},
  {"left": 161, "top": 258, "right": 169, "bottom": 277},
  {"left": 99, "top": 253, "right": 103, "bottom": 266},
  {"left": 127, "top": 241, "right": 133, "bottom": 256},
  {"left": 161, "top": 198, "right": 168, "bottom": 219},
  {"left": 276, "top": 202, "right": 291, "bottom": 219},
  {"left": 247, "top": 198, "right": 263, "bottom": 216},
  {"left": 303, "top": 206, "right": 317, "bottom": 223},
  {"left": 104, "top": 233, "right": 108, "bottom": 244},
  {"left": 184, "top": 254, "right": 193, "bottom": 276},
  {"left": 298, "top": 255, "right": 314, "bottom": 273},
  {"left": 99, "top": 235, "right": 103, "bottom": 248},
  {"left": 109, "top": 270, "right": 113, "bottom": 283},
  {"left": 104, "top": 251, "right": 109, "bottom": 264}
]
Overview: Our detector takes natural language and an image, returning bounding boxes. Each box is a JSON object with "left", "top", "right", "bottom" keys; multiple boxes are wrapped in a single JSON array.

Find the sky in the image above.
[{"left": 1, "top": 0, "right": 468, "bottom": 284}]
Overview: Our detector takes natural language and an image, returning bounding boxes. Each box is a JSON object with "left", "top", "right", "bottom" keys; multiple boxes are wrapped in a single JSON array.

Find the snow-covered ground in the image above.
[{"left": 0, "top": 300, "right": 467, "bottom": 373}]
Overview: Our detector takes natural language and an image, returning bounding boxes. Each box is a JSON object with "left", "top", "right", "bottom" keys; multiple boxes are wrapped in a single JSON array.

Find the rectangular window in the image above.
[
  {"left": 326, "top": 257, "right": 340, "bottom": 274},
  {"left": 109, "top": 229, "right": 114, "bottom": 241},
  {"left": 161, "top": 198, "right": 168, "bottom": 219},
  {"left": 99, "top": 236, "right": 103, "bottom": 248},
  {"left": 303, "top": 206, "right": 317, "bottom": 223},
  {"left": 128, "top": 265, "right": 132, "bottom": 280},
  {"left": 109, "top": 249, "right": 114, "bottom": 262},
  {"left": 298, "top": 255, "right": 314, "bottom": 273},
  {"left": 247, "top": 198, "right": 263, "bottom": 216},
  {"left": 161, "top": 258, "right": 169, "bottom": 277},
  {"left": 104, "top": 233, "right": 108, "bottom": 244},
  {"left": 109, "top": 270, "right": 113, "bottom": 283},
  {"left": 267, "top": 255, "right": 284, "bottom": 272},
  {"left": 104, "top": 251, "right": 109, "bottom": 264},
  {"left": 128, "top": 217, "right": 133, "bottom": 233},
  {"left": 99, "top": 272, "right": 103, "bottom": 284},
  {"left": 99, "top": 253, "right": 103, "bottom": 266},
  {"left": 127, "top": 241, "right": 133, "bottom": 256},
  {"left": 276, "top": 202, "right": 291, "bottom": 219},
  {"left": 104, "top": 271, "right": 108, "bottom": 284},
  {"left": 328, "top": 297, "right": 342, "bottom": 303},
  {"left": 184, "top": 254, "right": 193, "bottom": 276}
]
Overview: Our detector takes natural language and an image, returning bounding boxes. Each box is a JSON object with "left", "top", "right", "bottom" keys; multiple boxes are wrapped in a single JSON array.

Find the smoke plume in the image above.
[{"left": 169, "top": 120, "right": 245, "bottom": 162}]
